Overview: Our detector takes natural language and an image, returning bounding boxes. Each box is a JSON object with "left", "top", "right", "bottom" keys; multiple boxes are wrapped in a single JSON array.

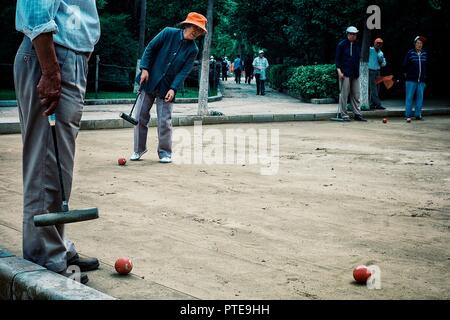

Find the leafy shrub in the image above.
[
  {"left": 287, "top": 64, "right": 338, "bottom": 100},
  {"left": 268, "top": 65, "right": 296, "bottom": 91},
  {"left": 93, "top": 14, "right": 138, "bottom": 91}
]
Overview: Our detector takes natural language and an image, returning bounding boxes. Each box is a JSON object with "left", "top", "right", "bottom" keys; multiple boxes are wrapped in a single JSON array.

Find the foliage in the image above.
[
  {"left": 96, "top": 0, "right": 108, "bottom": 10},
  {"left": 287, "top": 64, "right": 338, "bottom": 100},
  {"left": 268, "top": 65, "right": 296, "bottom": 91},
  {"left": 1, "top": 0, "right": 450, "bottom": 95},
  {"left": 94, "top": 14, "right": 138, "bottom": 91},
  {"left": 0, "top": 2, "right": 21, "bottom": 89},
  {"left": 84, "top": 87, "right": 217, "bottom": 99},
  {"left": 0, "top": 89, "right": 16, "bottom": 100}
]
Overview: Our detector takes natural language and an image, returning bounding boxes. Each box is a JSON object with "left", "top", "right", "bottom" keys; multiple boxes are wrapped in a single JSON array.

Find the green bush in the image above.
[
  {"left": 287, "top": 64, "right": 338, "bottom": 100},
  {"left": 268, "top": 65, "right": 296, "bottom": 91},
  {"left": 94, "top": 14, "right": 138, "bottom": 91}
]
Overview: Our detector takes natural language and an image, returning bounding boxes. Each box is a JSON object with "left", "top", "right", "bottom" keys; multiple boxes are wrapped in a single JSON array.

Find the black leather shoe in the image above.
[
  {"left": 68, "top": 254, "right": 99, "bottom": 272},
  {"left": 354, "top": 115, "right": 368, "bottom": 122},
  {"left": 59, "top": 270, "right": 89, "bottom": 284}
]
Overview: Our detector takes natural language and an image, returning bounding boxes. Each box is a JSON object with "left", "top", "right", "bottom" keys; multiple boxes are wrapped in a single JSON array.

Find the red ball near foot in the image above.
[
  {"left": 118, "top": 158, "right": 127, "bottom": 166},
  {"left": 382, "top": 118, "right": 388, "bottom": 124},
  {"left": 115, "top": 257, "right": 133, "bottom": 275}
]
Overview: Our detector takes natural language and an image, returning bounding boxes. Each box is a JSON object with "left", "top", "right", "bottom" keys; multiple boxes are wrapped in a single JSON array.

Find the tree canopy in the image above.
[{"left": 1, "top": 0, "right": 449, "bottom": 95}]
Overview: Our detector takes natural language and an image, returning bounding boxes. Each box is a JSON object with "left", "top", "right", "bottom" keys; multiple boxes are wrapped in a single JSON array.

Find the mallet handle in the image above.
[
  {"left": 129, "top": 85, "right": 143, "bottom": 116},
  {"left": 48, "top": 114, "right": 69, "bottom": 212}
]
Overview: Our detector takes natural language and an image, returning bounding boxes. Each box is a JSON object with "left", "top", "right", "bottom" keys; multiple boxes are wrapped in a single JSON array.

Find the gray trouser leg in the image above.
[
  {"left": 155, "top": 98, "right": 173, "bottom": 158},
  {"left": 338, "top": 77, "right": 350, "bottom": 116},
  {"left": 339, "top": 77, "right": 362, "bottom": 117},
  {"left": 349, "top": 77, "right": 362, "bottom": 116},
  {"left": 14, "top": 37, "right": 88, "bottom": 272},
  {"left": 369, "top": 70, "right": 381, "bottom": 107},
  {"left": 134, "top": 92, "right": 155, "bottom": 153}
]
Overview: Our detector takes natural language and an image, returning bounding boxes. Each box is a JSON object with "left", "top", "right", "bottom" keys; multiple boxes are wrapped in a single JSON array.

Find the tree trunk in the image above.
[
  {"left": 359, "top": 23, "right": 371, "bottom": 111},
  {"left": 198, "top": 0, "right": 215, "bottom": 116},
  {"left": 138, "top": 0, "right": 147, "bottom": 57},
  {"left": 134, "top": 0, "right": 147, "bottom": 93}
]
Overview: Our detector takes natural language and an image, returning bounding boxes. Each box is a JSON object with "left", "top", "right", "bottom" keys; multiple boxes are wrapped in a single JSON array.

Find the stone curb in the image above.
[
  {"left": 1, "top": 108, "right": 450, "bottom": 135},
  {"left": 0, "top": 89, "right": 223, "bottom": 108},
  {"left": 0, "top": 248, "right": 115, "bottom": 300}
]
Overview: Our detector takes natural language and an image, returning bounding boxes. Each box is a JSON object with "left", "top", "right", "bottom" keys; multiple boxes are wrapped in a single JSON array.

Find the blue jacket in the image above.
[
  {"left": 403, "top": 49, "right": 428, "bottom": 83},
  {"left": 233, "top": 58, "right": 242, "bottom": 70},
  {"left": 136, "top": 27, "right": 199, "bottom": 98},
  {"left": 335, "top": 39, "right": 361, "bottom": 78}
]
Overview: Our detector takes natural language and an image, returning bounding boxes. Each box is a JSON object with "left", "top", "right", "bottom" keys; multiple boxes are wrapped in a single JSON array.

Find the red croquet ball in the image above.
[
  {"left": 118, "top": 158, "right": 127, "bottom": 166},
  {"left": 383, "top": 118, "right": 388, "bottom": 124},
  {"left": 353, "top": 265, "right": 372, "bottom": 284},
  {"left": 115, "top": 257, "right": 133, "bottom": 275}
]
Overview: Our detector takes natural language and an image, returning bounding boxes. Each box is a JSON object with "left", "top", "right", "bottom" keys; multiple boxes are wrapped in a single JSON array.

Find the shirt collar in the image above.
[{"left": 180, "top": 29, "right": 184, "bottom": 41}]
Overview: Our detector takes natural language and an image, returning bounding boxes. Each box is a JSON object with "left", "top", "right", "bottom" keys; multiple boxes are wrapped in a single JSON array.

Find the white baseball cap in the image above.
[
  {"left": 259, "top": 50, "right": 264, "bottom": 54},
  {"left": 346, "top": 26, "right": 359, "bottom": 34}
]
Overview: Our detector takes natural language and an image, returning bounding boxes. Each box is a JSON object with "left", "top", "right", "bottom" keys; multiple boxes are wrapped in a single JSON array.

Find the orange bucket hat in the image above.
[
  {"left": 374, "top": 38, "right": 384, "bottom": 45},
  {"left": 180, "top": 12, "right": 208, "bottom": 33}
]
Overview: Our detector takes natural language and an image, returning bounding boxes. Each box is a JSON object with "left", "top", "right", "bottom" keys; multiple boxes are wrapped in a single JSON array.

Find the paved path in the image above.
[{"left": 1, "top": 79, "right": 449, "bottom": 124}]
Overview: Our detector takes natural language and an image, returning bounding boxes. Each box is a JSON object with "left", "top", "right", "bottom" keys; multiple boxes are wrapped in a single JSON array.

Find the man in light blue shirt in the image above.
[
  {"left": 253, "top": 50, "right": 269, "bottom": 95},
  {"left": 368, "top": 38, "right": 387, "bottom": 110},
  {"left": 16, "top": 0, "right": 100, "bottom": 53},
  {"left": 14, "top": 0, "right": 100, "bottom": 284}
]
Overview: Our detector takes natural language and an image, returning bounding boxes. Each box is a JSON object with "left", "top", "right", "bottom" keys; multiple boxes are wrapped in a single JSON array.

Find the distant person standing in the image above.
[
  {"left": 221, "top": 56, "right": 229, "bottom": 81},
  {"left": 253, "top": 50, "right": 269, "bottom": 95},
  {"left": 335, "top": 26, "right": 367, "bottom": 122},
  {"left": 244, "top": 54, "right": 254, "bottom": 84},
  {"left": 368, "top": 38, "right": 387, "bottom": 110},
  {"left": 233, "top": 55, "right": 242, "bottom": 84},
  {"left": 403, "top": 36, "right": 429, "bottom": 122}
]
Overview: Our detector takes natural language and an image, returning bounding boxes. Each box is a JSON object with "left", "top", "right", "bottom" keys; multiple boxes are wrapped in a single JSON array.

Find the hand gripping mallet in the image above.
[{"left": 33, "top": 114, "right": 99, "bottom": 227}]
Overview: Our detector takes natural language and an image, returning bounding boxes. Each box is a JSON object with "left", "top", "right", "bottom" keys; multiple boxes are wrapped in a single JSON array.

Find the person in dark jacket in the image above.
[
  {"left": 335, "top": 26, "right": 367, "bottom": 122},
  {"left": 403, "top": 36, "right": 429, "bottom": 121},
  {"left": 131, "top": 12, "right": 207, "bottom": 163},
  {"left": 244, "top": 54, "right": 254, "bottom": 84},
  {"left": 221, "top": 57, "right": 229, "bottom": 81}
]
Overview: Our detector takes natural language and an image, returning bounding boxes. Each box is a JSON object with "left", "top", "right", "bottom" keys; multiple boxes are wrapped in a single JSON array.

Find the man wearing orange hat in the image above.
[
  {"left": 368, "top": 38, "right": 387, "bottom": 110},
  {"left": 131, "top": 12, "right": 207, "bottom": 163}
]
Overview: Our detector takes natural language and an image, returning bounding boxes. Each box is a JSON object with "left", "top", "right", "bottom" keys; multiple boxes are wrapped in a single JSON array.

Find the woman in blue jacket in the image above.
[
  {"left": 131, "top": 12, "right": 207, "bottom": 163},
  {"left": 403, "top": 36, "right": 429, "bottom": 121}
]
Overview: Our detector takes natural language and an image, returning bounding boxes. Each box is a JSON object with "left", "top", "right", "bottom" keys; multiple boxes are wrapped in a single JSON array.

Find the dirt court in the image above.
[{"left": 1, "top": 117, "right": 449, "bottom": 300}]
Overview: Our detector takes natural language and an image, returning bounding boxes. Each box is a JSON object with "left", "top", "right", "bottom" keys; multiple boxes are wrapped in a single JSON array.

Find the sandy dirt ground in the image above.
[{"left": 1, "top": 117, "right": 449, "bottom": 300}]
